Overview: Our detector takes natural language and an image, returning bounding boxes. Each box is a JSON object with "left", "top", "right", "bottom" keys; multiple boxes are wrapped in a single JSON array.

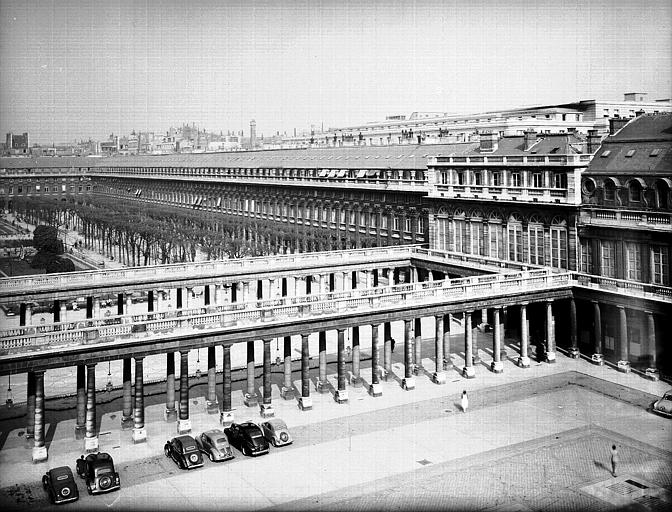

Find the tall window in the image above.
[
  {"left": 553, "top": 173, "right": 567, "bottom": 189},
  {"left": 626, "top": 242, "right": 642, "bottom": 281},
  {"left": 528, "top": 225, "right": 544, "bottom": 264},
  {"left": 491, "top": 172, "right": 501, "bottom": 187},
  {"left": 580, "top": 240, "right": 593, "bottom": 273},
  {"left": 604, "top": 180, "right": 615, "bottom": 201},
  {"left": 440, "top": 171, "right": 449, "bottom": 184},
  {"left": 473, "top": 172, "right": 482, "bottom": 186},
  {"left": 601, "top": 240, "right": 616, "bottom": 278},
  {"left": 417, "top": 217, "right": 425, "bottom": 234},
  {"left": 404, "top": 217, "right": 412, "bottom": 233},
  {"left": 489, "top": 223, "right": 500, "bottom": 258},
  {"left": 456, "top": 171, "right": 465, "bottom": 185},
  {"left": 550, "top": 227, "right": 567, "bottom": 269},
  {"left": 454, "top": 219, "right": 466, "bottom": 253},
  {"left": 382, "top": 215, "right": 388, "bottom": 229},
  {"left": 508, "top": 224, "right": 524, "bottom": 262},
  {"left": 393, "top": 216, "right": 400, "bottom": 231},
  {"left": 651, "top": 246, "right": 669, "bottom": 284},
  {"left": 531, "top": 172, "right": 543, "bottom": 188},
  {"left": 511, "top": 172, "right": 521, "bottom": 187},
  {"left": 471, "top": 222, "right": 483, "bottom": 255}
]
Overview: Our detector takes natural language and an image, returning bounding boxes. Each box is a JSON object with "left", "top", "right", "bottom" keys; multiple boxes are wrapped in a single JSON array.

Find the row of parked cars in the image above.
[
  {"left": 41, "top": 418, "right": 293, "bottom": 504},
  {"left": 165, "top": 419, "right": 293, "bottom": 470}
]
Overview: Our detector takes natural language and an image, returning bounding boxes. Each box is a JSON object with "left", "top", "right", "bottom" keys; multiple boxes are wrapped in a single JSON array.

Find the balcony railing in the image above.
[{"left": 579, "top": 208, "right": 672, "bottom": 230}]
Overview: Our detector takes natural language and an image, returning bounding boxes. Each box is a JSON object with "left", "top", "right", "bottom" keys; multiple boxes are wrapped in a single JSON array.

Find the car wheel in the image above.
[
  {"left": 178, "top": 459, "right": 185, "bottom": 470},
  {"left": 42, "top": 475, "right": 48, "bottom": 490},
  {"left": 272, "top": 439, "right": 277, "bottom": 447},
  {"left": 99, "top": 476, "right": 112, "bottom": 490},
  {"left": 87, "top": 484, "right": 92, "bottom": 495},
  {"left": 280, "top": 432, "right": 289, "bottom": 443},
  {"left": 242, "top": 446, "right": 248, "bottom": 456},
  {"left": 209, "top": 452, "right": 215, "bottom": 462},
  {"left": 164, "top": 446, "right": 170, "bottom": 457}
]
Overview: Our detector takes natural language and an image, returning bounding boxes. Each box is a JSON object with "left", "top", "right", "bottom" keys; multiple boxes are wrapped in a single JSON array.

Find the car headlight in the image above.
[{"left": 189, "top": 453, "right": 199, "bottom": 463}]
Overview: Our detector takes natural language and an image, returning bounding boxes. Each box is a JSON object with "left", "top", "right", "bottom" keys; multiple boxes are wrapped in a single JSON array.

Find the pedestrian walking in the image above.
[
  {"left": 610, "top": 444, "right": 619, "bottom": 477},
  {"left": 461, "top": 390, "right": 469, "bottom": 413},
  {"left": 390, "top": 338, "right": 396, "bottom": 353}
]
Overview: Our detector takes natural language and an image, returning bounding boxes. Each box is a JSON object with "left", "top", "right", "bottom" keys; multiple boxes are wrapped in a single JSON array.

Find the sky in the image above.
[{"left": 1, "top": 0, "right": 671, "bottom": 144}]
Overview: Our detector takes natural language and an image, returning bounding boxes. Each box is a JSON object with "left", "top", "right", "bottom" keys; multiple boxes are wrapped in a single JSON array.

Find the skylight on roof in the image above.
[
  {"left": 650, "top": 148, "right": 661, "bottom": 157},
  {"left": 625, "top": 149, "right": 636, "bottom": 157},
  {"left": 600, "top": 150, "right": 611, "bottom": 158}
]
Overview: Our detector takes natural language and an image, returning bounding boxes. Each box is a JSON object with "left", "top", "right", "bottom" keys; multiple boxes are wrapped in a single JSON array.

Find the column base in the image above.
[
  {"left": 177, "top": 419, "right": 192, "bottom": 434},
  {"left": 32, "top": 446, "right": 48, "bottom": 463},
  {"left": 220, "top": 410, "right": 234, "bottom": 427},
  {"left": 351, "top": 376, "right": 363, "bottom": 388},
  {"left": 442, "top": 359, "right": 453, "bottom": 371},
  {"left": 132, "top": 427, "right": 147, "bottom": 444},
  {"left": 462, "top": 366, "right": 476, "bottom": 379},
  {"left": 432, "top": 371, "right": 446, "bottom": 384},
  {"left": 402, "top": 377, "right": 416, "bottom": 390},
  {"left": 490, "top": 361, "right": 504, "bottom": 373},
  {"left": 281, "top": 386, "right": 295, "bottom": 400},
  {"left": 316, "top": 381, "right": 330, "bottom": 394},
  {"left": 206, "top": 400, "right": 219, "bottom": 415},
  {"left": 368, "top": 383, "right": 383, "bottom": 397},
  {"left": 244, "top": 393, "right": 259, "bottom": 407},
  {"left": 121, "top": 415, "right": 134, "bottom": 430},
  {"left": 259, "top": 403, "right": 275, "bottom": 418},
  {"left": 298, "top": 396, "right": 313, "bottom": 411},
  {"left": 164, "top": 408, "right": 177, "bottom": 422},
  {"left": 568, "top": 347, "right": 581, "bottom": 359},
  {"left": 644, "top": 368, "right": 660, "bottom": 381},
  {"left": 517, "top": 356, "right": 531, "bottom": 369},
  {"left": 545, "top": 351, "right": 556, "bottom": 363},
  {"left": 382, "top": 369, "right": 392, "bottom": 381},
  {"left": 591, "top": 353, "right": 604, "bottom": 365},
  {"left": 74, "top": 424, "right": 86, "bottom": 440},
  {"left": 617, "top": 360, "right": 631, "bottom": 373},
  {"left": 334, "top": 389, "right": 349, "bottom": 403},
  {"left": 472, "top": 355, "right": 481, "bottom": 365},
  {"left": 412, "top": 365, "right": 422, "bottom": 376},
  {"left": 84, "top": 436, "right": 99, "bottom": 453}
]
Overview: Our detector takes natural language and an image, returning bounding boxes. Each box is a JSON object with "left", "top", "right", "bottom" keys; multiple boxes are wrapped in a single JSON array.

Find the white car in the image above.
[
  {"left": 260, "top": 418, "right": 293, "bottom": 447},
  {"left": 652, "top": 389, "right": 672, "bottom": 418}
]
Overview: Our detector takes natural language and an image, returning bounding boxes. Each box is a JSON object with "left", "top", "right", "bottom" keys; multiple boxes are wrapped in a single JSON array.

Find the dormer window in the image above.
[
  {"left": 650, "top": 148, "right": 661, "bottom": 157},
  {"left": 600, "top": 150, "right": 611, "bottom": 158},
  {"left": 625, "top": 149, "right": 636, "bottom": 157}
]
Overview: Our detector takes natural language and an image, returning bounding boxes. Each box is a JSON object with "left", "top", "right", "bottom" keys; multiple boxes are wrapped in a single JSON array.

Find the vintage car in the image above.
[
  {"left": 164, "top": 435, "right": 204, "bottom": 469},
  {"left": 196, "top": 429, "right": 235, "bottom": 462},
  {"left": 224, "top": 421, "right": 269, "bottom": 456},
  {"left": 75, "top": 453, "right": 120, "bottom": 495},
  {"left": 42, "top": 466, "right": 79, "bottom": 504},
  {"left": 260, "top": 418, "right": 293, "bottom": 447},
  {"left": 652, "top": 389, "right": 672, "bottom": 418}
]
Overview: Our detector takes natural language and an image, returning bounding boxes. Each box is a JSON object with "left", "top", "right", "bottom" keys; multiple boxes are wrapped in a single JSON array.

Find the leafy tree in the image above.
[
  {"left": 33, "top": 225, "right": 63, "bottom": 254},
  {"left": 46, "top": 256, "right": 76, "bottom": 274}
]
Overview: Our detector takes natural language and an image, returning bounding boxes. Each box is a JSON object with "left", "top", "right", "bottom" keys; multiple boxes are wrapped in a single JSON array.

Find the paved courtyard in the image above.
[{"left": 0, "top": 350, "right": 670, "bottom": 511}]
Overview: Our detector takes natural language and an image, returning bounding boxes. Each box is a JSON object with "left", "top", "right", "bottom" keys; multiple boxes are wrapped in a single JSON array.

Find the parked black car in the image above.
[
  {"left": 75, "top": 453, "right": 120, "bottom": 495},
  {"left": 224, "top": 421, "right": 270, "bottom": 456},
  {"left": 42, "top": 466, "right": 79, "bottom": 504},
  {"left": 164, "top": 435, "right": 204, "bottom": 470}
]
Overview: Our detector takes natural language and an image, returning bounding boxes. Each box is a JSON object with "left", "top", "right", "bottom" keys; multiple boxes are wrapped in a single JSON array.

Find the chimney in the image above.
[
  {"left": 587, "top": 129, "right": 601, "bottom": 153},
  {"left": 635, "top": 109, "right": 645, "bottom": 117},
  {"left": 609, "top": 117, "right": 630, "bottom": 135},
  {"left": 523, "top": 129, "right": 537, "bottom": 151},
  {"left": 479, "top": 131, "right": 498, "bottom": 152}
]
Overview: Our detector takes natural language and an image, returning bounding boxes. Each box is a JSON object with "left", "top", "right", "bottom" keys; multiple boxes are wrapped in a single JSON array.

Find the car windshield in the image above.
[
  {"left": 56, "top": 475, "right": 70, "bottom": 481},
  {"left": 215, "top": 438, "right": 228, "bottom": 445},
  {"left": 184, "top": 445, "right": 197, "bottom": 452},
  {"left": 96, "top": 467, "right": 112, "bottom": 474},
  {"left": 249, "top": 432, "right": 263, "bottom": 439}
]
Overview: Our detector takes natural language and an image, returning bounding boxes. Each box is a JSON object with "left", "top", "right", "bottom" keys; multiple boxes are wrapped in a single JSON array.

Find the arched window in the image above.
[
  {"left": 604, "top": 179, "right": 616, "bottom": 202},
  {"left": 628, "top": 180, "right": 641, "bottom": 203},
  {"left": 654, "top": 179, "right": 670, "bottom": 209}
]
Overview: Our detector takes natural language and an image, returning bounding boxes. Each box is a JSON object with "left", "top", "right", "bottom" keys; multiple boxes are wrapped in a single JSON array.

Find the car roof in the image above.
[
  {"left": 203, "top": 429, "right": 224, "bottom": 438},
  {"left": 266, "top": 418, "right": 287, "bottom": 428},
  {"left": 50, "top": 466, "right": 73, "bottom": 478},
  {"left": 175, "top": 435, "right": 197, "bottom": 445}
]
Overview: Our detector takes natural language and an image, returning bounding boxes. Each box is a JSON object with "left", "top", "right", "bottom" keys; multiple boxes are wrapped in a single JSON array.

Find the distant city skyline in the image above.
[{"left": 1, "top": 0, "right": 671, "bottom": 144}]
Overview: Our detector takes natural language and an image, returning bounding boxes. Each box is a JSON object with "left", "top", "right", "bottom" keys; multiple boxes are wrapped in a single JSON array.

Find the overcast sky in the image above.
[{"left": 1, "top": 0, "right": 671, "bottom": 144}]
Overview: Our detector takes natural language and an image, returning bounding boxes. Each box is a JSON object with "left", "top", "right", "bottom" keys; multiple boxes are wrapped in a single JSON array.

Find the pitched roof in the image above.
[
  {"left": 467, "top": 133, "right": 586, "bottom": 156},
  {"left": 586, "top": 114, "right": 672, "bottom": 175},
  {"left": 0, "top": 142, "right": 478, "bottom": 171}
]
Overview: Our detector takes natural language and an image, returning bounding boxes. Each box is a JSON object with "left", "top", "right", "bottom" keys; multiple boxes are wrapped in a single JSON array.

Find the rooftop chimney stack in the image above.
[
  {"left": 523, "top": 129, "right": 537, "bottom": 151},
  {"left": 609, "top": 117, "right": 630, "bottom": 135},
  {"left": 249, "top": 120, "right": 257, "bottom": 148},
  {"left": 479, "top": 131, "right": 498, "bottom": 152},
  {"left": 587, "top": 129, "right": 601, "bottom": 153}
]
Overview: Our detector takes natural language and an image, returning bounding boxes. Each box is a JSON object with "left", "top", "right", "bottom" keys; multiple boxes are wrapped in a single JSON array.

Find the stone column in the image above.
[
  {"left": 481, "top": 308, "right": 488, "bottom": 327},
  {"left": 281, "top": 336, "right": 294, "bottom": 399},
  {"left": 178, "top": 351, "right": 191, "bottom": 433},
  {"left": 93, "top": 296, "right": 101, "bottom": 318},
  {"left": 204, "top": 285, "right": 210, "bottom": 306},
  {"left": 568, "top": 298, "right": 580, "bottom": 358},
  {"left": 132, "top": 357, "right": 147, "bottom": 443},
  {"left": 120, "top": 358, "right": 133, "bottom": 429},
  {"left": 317, "top": 331, "right": 329, "bottom": 393},
  {"left": 260, "top": 339, "right": 274, "bottom": 417},
  {"left": 117, "top": 293, "right": 124, "bottom": 316},
  {"left": 384, "top": 322, "right": 392, "bottom": 380},
  {"left": 206, "top": 346, "right": 218, "bottom": 413},
  {"left": 491, "top": 308, "right": 503, "bottom": 373},
  {"left": 59, "top": 301, "right": 67, "bottom": 323},
  {"left": 443, "top": 314, "right": 452, "bottom": 370},
  {"left": 351, "top": 326, "right": 362, "bottom": 386},
  {"left": 617, "top": 306, "right": 630, "bottom": 372},
  {"left": 244, "top": 341, "right": 258, "bottom": 406},
  {"left": 369, "top": 323, "right": 383, "bottom": 396},
  {"left": 591, "top": 301, "right": 604, "bottom": 364},
  {"left": 645, "top": 312, "right": 659, "bottom": 380},
  {"left": 26, "top": 371, "right": 36, "bottom": 439},
  {"left": 125, "top": 293, "right": 132, "bottom": 316},
  {"left": 545, "top": 300, "right": 556, "bottom": 363},
  {"left": 299, "top": 333, "right": 312, "bottom": 410},
  {"left": 75, "top": 364, "right": 86, "bottom": 439},
  {"left": 164, "top": 353, "right": 177, "bottom": 421},
  {"left": 433, "top": 314, "right": 446, "bottom": 383},
  {"left": 518, "top": 304, "right": 530, "bottom": 368},
  {"left": 213, "top": 284, "right": 221, "bottom": 305},
  {"left": 463, "top": 311, "right": 475, "bottom": 378},
  {"left": 335, "top": 328, "right": 349, "bottom": 403},
  {"left": 221, "top": 345, "right": 234, "bottom": 425},
  {"left": 470, "top": 312, "right": 480, "bottom": 364},
  {"left": 414, "top": 317, "right": 422, "bottom": 374},
  {"left": 31, "top": 370, "right": 48, "bottom": 463},
  {"left": 243, "top": 281, "right": 250, "bottom": 302},
  {"left": 402, "top": 319, "right": 415, "bottom": 390},
  {"left": 85, "top": 363, "right": 98, "bottom": 452}
]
